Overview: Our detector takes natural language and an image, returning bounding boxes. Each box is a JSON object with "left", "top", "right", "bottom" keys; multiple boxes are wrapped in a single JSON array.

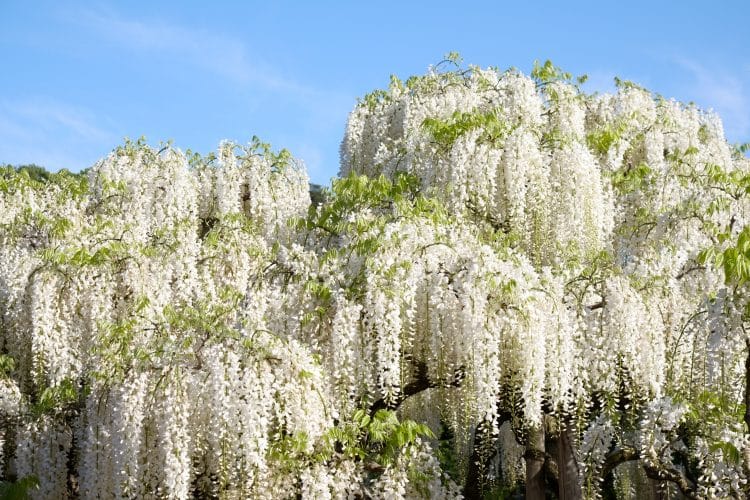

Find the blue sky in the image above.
[{"left": 1, "top": 1, "right": 749, "bottom": 184}]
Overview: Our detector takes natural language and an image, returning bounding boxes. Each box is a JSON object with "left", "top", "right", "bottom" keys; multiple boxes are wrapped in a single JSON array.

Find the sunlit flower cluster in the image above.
[
  {"left": 339, "top": 63, "right": 750, "bottom": 497},
  {"left": 0, "top": 140, "right": 454, "bottom": 498},
  {"left": 2, "top": 61, "right": 750, "bottom": 498}
]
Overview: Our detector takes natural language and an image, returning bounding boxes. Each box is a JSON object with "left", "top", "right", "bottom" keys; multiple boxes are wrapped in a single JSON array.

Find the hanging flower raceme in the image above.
[
  {"left": 297, "top": 172, "right": 578, "bottom": 443},
  {"left": 338, "top": 60, "right": 750, "bottom": 497},
  {"left": 1, "top": 141, "right": 453, "bottom": 499},
  {"left": 2, "top": 59, "right": 750, "bottom": 499},
  {"left": 340, "top": 66, "right": 615, "bottom": 265}
]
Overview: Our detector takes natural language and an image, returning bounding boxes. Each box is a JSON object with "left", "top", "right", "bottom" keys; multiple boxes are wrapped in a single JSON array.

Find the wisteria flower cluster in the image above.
[{"left": 2, "top": 60, "right": 750, "bottom": 499}]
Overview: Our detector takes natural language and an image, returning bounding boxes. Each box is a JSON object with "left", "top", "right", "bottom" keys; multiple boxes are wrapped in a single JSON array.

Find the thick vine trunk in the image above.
[
  {"left": 650, "top": 478, "right": 663, "bottom": 499},
  {"left": 464, "top": 432, "right": 485, "bottom": 500},
  {"left": 525, "top": 426, "right": 546, "bottom": 500},
  {"left": 556, "top": 427, "right": 581, "bottom": 500}
]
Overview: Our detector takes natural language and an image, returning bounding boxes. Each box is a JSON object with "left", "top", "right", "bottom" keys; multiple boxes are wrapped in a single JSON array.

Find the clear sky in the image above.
[{"left": 1, "top": 1, "right": 749, "bottom": 185}]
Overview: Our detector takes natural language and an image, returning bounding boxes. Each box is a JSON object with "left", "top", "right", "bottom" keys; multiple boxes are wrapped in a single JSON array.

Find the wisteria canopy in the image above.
[{"left": 2, "top": 59, "right": 750, "bottom": 499}]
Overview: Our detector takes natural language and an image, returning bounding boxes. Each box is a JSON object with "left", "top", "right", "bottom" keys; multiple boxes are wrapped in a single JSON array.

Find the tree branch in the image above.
[
  {"left": 642, "top": 462, "right": 698, "bottom": 500},
  {"left": 602, "top": 446, "right": 698, "bottom": 500},
  {"left": 675, "top": 265, "right": 706, "bottom": 281},
  {"left": 369, "top": 360, "right": 464, "bottom": 413},
  {"left": 601, "top": 445, "right": 639, "bottom": 477},
  {"left": 587, "top": 300, "right": 605, "bottom": 311}
]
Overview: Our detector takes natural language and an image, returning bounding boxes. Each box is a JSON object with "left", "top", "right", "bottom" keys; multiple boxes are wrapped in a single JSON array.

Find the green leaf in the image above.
[
  {"left": 0, "top": 475, "right": 40, "bottom": 500},
  {"left": 0, "top": 354, "right": 15, "bottom": 378},
  {"left": 709, "top": 441, "right": 741, "bottom": 464},
  {"left": 32, "top": 378, "right": 78, "bottom": 417}
]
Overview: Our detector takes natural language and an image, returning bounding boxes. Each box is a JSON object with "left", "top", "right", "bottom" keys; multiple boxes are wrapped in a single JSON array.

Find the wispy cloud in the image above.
[
  {"left": 76, "top": 8, "right": 315, "bottom": 96},
  {"left": 0, "top": 98, "right": 118, "bottom": 170},
  {"left": 51, "top": 8, "right": 354, "bottom": 181},
  {"left": 3, "top": 99, "right": 115, "bottom": 143},
  {"left": 674, "top": 58, "right": 750, "bottom": 141}
]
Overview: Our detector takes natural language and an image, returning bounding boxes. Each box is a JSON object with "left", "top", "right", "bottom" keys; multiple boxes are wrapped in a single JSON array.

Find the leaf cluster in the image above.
[
  {"left": 30, "top": 378, "right": 78, "bottom": 418},
  {"left": 609, "top": 163, "right": 653, "bottom": 194},
  {"left": 0, "top": 475, "right": 40, "bottom": 500},
  {"left": 319, "top": 409, "right": 435, "bottom": 467},
  {"left": 301, "top": 171, "right": 446, "bottom": 238},
  {"left": 679, "top": 390, "right": 745, "bottom": 465},
  {"left": 422, "top": 109, "right": 511, "bottom": 151},
  {"left": 701, "top": 226, "right": 750, "bottom": 286},
  {"left": 531, "top": 59, "right": 588, "bottom": 86},
  {"left": 586, "top": 122, "right": 628, "bottom": 157}
]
